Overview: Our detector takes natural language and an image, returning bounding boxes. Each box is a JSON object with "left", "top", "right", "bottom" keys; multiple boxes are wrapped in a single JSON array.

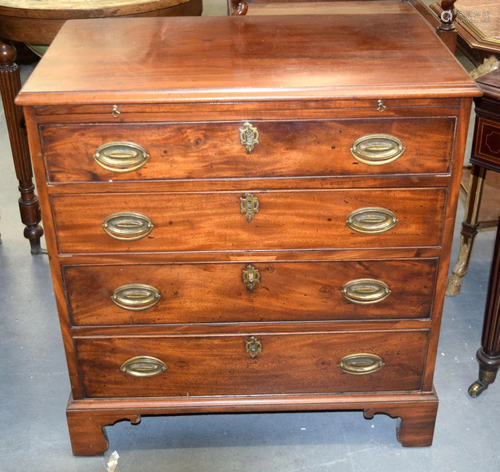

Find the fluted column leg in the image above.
[
  {"left": 0, "top": 41, "right": 44, "bottom": 254},
  {"left": 469, "top": 218, "right": 500, "bottom": 397}
]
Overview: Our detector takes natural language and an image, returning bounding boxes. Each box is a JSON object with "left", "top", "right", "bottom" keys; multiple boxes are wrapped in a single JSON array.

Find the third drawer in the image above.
[{"left": 64, "top": 259, "right": 438, "bottom": 325}]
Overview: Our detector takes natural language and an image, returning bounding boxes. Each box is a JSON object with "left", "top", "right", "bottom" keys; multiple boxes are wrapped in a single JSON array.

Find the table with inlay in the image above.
[{"left": 461, "top": 69, "right": 500, "bottom": 397}]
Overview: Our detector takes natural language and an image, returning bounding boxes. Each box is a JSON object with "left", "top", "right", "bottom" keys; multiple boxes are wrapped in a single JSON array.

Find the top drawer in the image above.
[{"left": 40, "top": 118, "right": 455, "bottom": 183}]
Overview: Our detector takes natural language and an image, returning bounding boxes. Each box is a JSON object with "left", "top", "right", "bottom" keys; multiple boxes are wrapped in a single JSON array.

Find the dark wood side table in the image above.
[
  {"left": 420, "top": 2, "right": 500, "bottom": 396},
  {"left": 469, "top": 216, "right": 500, "bottom": 397},
  {"left": 0, "top": 0, "right": 202, "bottom": 253},
  {"left": 430, "top": 0, "right": 500, "bottom": 66},
  {"left": 463, "top": 70, "right": 500, "bottom": 396},
  {"left": 446, "top": 67, "right": 500, "bottom": 297}
]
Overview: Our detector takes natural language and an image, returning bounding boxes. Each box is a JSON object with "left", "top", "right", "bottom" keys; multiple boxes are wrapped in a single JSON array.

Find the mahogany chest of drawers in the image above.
[{"left": 17, "top": 4, "right": 480, "bottom": 455}]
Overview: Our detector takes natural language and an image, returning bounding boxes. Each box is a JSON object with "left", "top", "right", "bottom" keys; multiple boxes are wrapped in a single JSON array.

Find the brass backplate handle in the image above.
[
  {"left": 346, "top": 207, "right": 398, "bottom": 234},
  {"left": 240, "top": 193, "right": 259, "bottom": 222},
  {"left": 239, "top": 122, "right": 259, "bottom": 154},
  {"left": 342, "top": 279, "right": 391, "bottom": 305},
  {"left": 94, "top": 141, "right": 150, "bottom": 173},
  {"left": 112, "top": 284, "right": 161, "bottom": 311},
  {"left": 120, "top": 356, "right": 168, "bottom": 377},
  {"left": 351, "top": 134, "right": 406, "bottom": 166},
  {"left": 102, "top": 212, "right": 154, "bottom": 241},
  {"left": 339, "top": 353, "right": 385, "bottom": 375},
  {"left": 242, "top": 265, "right": 261, "bottom": 291},
  {"left": 245, "top": 336, "right": 262, "bottom": 358}
]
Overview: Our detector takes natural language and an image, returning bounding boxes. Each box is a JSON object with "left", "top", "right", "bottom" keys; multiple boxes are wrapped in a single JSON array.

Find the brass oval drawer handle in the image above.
[
  {"left": 339, "top": 353, "right": 385, "bottom": 375},
  {"left": 102, "top": 212, "right": 153, "bottom": 241},
  {"left": 112, "top": 284, "right": 161, "bottom": 311},
  {"left": 242, "top": 265, "right": 260, "bottom": 291},
  {"left": 245, "top": 336, "right": 262, "bottom": 358},
  {"left": 240, "top": 192, "right": 259, "bottom": 222},
  {"left": 346, "top": 207, "right": 398, "bottom": 234},
  {"left": 121, "top": 356, "right": 168, "bottom": 377},
  {"left": 239, "top": 122, "right": 259, "bottom": 154},
  {"left": 351, "top": 134, "right": 406, "bottom": 166},
  {"left": 342, "top": 279, "right": 391, "bottom": 305},
  {"left": 94, "top": 141, "right": 150, "bottom": 173}
]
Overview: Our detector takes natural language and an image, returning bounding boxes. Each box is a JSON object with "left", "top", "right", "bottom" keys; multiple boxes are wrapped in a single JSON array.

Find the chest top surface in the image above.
[{"left": 17, "top": 2, "right": 479, "bottom": 106}]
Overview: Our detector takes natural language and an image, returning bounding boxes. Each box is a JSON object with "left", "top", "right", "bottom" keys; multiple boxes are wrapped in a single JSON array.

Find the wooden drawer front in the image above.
[
  {"left": 76, "top": 331, "right": 428, "bottom": 398},
  {"left": 41, "top": 118, "right": 455, "bottom": 183},
  {"left": 52, "top": 188, "right": 446, "bottom": 254},
  {"left": 64, "top": 259, "right": 438, "bottom": 326}
]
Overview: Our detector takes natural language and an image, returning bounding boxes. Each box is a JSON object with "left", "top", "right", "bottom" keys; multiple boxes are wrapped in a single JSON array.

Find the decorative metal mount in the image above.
[
  {"left": 240, "top": 192, "right": 259, "bottom": 222},
  {"left": 242, "top": 265, "right": 261, "bottom": 291},
  {"left": 470, "top": 56, "right": 500, "bottom": 80},
  {"left": 239, "top": 122, "right": 259, "bottom": 154},
  {"left": 245, "top": 336, "right": 262, "bottom": 358}
]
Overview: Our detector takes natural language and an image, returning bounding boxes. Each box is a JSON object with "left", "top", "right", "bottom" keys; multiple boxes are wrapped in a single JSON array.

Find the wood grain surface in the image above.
[
  {"left": 75, "top": 330, "right": 429, "bottom": 397},
  {"left": 0, "top": 0, "right": 190, "bottom": 16},
  {"left": 40, "top": 118, "right": 456, "bottom": 183},
  {"left": 63, "top": 259, "right": 438, "bottom": 325},
  {"left": 65, "top": 391, "right": 439, "bottom": 454},
  {"left": 0, "top": 0, "right": 201, "bottom": 44},
  {"left": 16, "top": 5, "right": 480, "bottom": 106},
  {"left": 15, "top": 5, "right": 478, "bottom": 453},
  {"left": 51, "top": 188, "right": 447, "bottom": 254}
]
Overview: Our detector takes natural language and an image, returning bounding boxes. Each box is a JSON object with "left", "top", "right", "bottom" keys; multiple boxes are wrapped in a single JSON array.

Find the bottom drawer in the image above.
[{"left": 76, "top": 331, "right": 428, "bottom": 398}]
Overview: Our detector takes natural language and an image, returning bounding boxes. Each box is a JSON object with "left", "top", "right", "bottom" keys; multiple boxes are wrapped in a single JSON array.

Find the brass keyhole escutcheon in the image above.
[
  {"left": 240, "top": 192, "right": 259, "bottom": 222},
  {"left": 239, "top": 122, "right": 259, "bottom": 154},
  {"left": 242, "top": 265, "right": 260, "bottom": 291},
  {"left": 245, "top": 336, "right": 262, "bottom": 358}
]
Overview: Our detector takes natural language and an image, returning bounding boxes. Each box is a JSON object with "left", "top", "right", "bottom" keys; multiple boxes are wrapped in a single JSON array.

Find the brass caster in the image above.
[
  {"left": 468, "top": 381, "right": 487, "bottom": 398},
  {"left": 29, "top": 237, "right": 47, "bottom": 255}
]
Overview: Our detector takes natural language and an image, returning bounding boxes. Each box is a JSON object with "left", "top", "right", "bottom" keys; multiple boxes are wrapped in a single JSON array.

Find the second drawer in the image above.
[
  {"left": 64, "top": 259, "right": 438, "bottom": 325},
  {"left": 52, "top": 188, "right": 446, "bottom": 254}
]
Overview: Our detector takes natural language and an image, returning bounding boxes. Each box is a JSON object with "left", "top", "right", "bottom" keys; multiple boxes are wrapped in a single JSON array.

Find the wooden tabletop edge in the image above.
[{"left": 15, "top": 84, "right": 482, "bottom": 107}]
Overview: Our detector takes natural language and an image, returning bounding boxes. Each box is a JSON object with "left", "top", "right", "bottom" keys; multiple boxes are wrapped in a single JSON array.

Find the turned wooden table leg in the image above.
[
  {"left": 0, "top": 41, "right": 44, "bottom": 254},
  {"left": 469, "top": 218, "right": 500, "bottom": 397},
  {"left": 229, "top": 0, "right": 248, "bottom": 15},
  {"left": 446, "top": 164, "right": 486, "bottom": 296},
  {"left": 436, "top": 0, "right": 458, "bottom": 53}
]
